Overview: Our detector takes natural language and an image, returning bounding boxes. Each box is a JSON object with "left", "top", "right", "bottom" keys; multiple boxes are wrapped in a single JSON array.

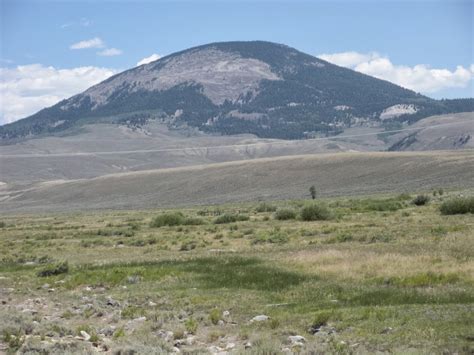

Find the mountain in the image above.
[{"left": 1, "top": 41, "right": 473, "bottom": 141}]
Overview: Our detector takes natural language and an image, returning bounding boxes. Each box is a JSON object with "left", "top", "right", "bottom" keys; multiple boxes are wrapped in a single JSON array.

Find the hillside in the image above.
[
  {"left": 2, "top": 150, "right": 473, "bottom": 214},
  {"left": 1, "top": 41, "right": 472, "bottom": 141}
]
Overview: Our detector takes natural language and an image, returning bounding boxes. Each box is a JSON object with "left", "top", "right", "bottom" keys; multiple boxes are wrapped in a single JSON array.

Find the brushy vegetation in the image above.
[
  {"left": 300, "top": 203, "right": 333, "bottom": 221},
  {"left": 255, "top": 202, "right": 277, "bottom": 213},
  {"left": 274, "top": 208, "right": 297, "bottom": 220},
  {"left": 214, "top": 214, "right": 249, "bottom": 224},
  {"left": 440, "top": 196, "right": 474, "bottom": 215},
  {"left": 36, "top": 261, "right": 69, "bottom": 277},
  {"left": 150, "top": 212, "right": 205, "bottom": 227},
  {"left": 412, "top": 194, "right": 430, "bottom": 206}
]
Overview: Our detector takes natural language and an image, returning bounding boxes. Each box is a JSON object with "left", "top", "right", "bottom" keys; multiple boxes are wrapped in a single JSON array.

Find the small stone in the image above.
[
  {"left": 99, "top": 326, "right": 116, "bottom": 336},
  {"left": 217, "top": 320, "right": 225, "bottom": 326},
  {"left": 222, "top": 310, "right": 230, "bottom": 317},
  {"left": 244, "top": 342, "right": 252, "bottom": 349},
  {"left": 226, "top": 342, "right": 235, "bottom": 350},
  {"left": 148, "top": 301, "right": 157, "bottom": 307},
  {"left": 172, "top": 347, "right": 180, "bottom": 353},
  {"left": 41, "top": 283, "right": 50, "bottom": 289},
  {"left": 80, "top": 330, "right": 91, "bottom": 341},
  {"left": 126, "top": 275, "right": 140, "bottom": 284},
  {"left": 381, "top": 327, "right": 393, "bottom": 334},
  {"left": 157, "top": 330, "right": 174, "bottom": 342},
  {"left": 250, "top": 315, "right": 269, "bottom": 322},
  {"left": 106, "top": 296, "right": 120, "bottom": 307},
  {"left": 289, "top": 335, "right": 306, "bottom": 344},
  {"left": 185, "top": 336, "right": 196, "bottom": 345}
]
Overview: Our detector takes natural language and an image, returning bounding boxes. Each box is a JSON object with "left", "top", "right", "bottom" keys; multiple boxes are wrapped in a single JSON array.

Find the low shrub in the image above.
[
  {"left": 252, "top": 230, "right": 289, "bottom": 245},
  {"left": 37, "top": 261, "right": 69, "bottom": 277},
  {"left": 182, "top": 217, "right": 206, "bottom": 226},
  {"left": 255, "top": 203, "right": 277, "bottom": 213},
  {"left": 412, "top": 195, "right": 430, "bottom": 206},
  {"left": 274, "top": 208, "right": 297, "bottom": 220},
  {"left": 440, "top": 197, "right": 474, "bottom": 215},
  {"left": 185, "top": 318, "right": 198, "bottom": 334},
  {"left": 300, "top": 204, "right": 332, "bottom": 221},
  {"left": 214, "top": 214, "right": 249, "bottom": 224},
  {"left": 209, "top": 308, "right": 221, "bottom": 325},
  {"left": 150, "top": 213, "right": 184, "bottom": 227}
]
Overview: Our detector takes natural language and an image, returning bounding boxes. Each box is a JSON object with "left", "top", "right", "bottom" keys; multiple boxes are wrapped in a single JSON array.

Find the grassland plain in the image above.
[{"left": 0, "top": 192, "right": 473, "bottom": 354}]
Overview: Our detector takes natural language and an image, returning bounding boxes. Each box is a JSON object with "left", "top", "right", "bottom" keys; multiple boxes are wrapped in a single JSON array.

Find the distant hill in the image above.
[{"left": 1, "top": 41, "right": 473, "bottom": 141}]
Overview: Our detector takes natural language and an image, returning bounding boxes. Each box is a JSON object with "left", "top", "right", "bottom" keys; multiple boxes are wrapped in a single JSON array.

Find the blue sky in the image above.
[{"left": 1, "top": 0, "right": 473, "bottom": 124}]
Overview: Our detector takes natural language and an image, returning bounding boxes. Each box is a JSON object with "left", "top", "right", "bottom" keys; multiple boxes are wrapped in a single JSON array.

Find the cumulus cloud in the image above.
[
  {"left": 136, "top": 54, "right": 162, "bottom": 66},
  {"left": 70, "top": 37, "right": 105, "bottom": 50},
  {"left": 318, "top": 51, "right": 474, "bottom": 93},
  {"left": 0, "top": 64, "right": 117, "bottom": 124},
  {"left": 97, "top": 48, "right": 123, "bottom": 57}
]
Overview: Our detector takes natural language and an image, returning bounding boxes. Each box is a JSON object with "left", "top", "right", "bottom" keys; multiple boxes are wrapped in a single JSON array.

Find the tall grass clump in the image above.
[
  {"left": 300, "top": 203, "right": 332, "bottom": 221},
  {"left": 440, "top": 197, "right": 474, "bottom": 215}
]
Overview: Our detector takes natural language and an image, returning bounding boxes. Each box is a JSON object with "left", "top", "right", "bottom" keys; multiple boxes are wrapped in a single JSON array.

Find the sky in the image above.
[{"left": 0, "top": 0, "right": 473, "bottom": 125}]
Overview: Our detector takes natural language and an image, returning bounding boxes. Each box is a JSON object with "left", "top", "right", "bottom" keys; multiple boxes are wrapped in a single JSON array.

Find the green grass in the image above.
[
  {"left": 440, "top": 196, "right": 474, "bottom": 215},
  {"left": 0, "top": 191, "right": 473, "bottom": 353}
]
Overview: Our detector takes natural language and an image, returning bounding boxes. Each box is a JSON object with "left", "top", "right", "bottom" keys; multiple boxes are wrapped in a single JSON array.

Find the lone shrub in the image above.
[
  {"left": 150, "top": 212, "right": 184, "bottom": 227},
  {"left": 209, "top": 309, "right": 221, "bottom": 325},
  {"left": 274, "top": 208, "right": 297, "bottom": 220},
  {"left": 37, "top": 261, "right": 69, "bottom": 277},
  {"left": 214, "top": 214, "right": 249, "bottom": 224},
  {"left": 300, "top": 204, "right": 332, "bottom": 221},
  {"left": 440, "top": 197, "right": 474, "bottom": 215},
  {"left": 412, "top": 195, "right": 430, "bottom": 206},
  {"left": 185, "top": 318, "right": 198, "bottom": 334}
]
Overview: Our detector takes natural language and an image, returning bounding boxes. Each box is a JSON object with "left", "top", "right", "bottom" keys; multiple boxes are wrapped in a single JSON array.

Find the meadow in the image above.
[{"left": 0, "top": 191, "right": 473, "bottom": 354}]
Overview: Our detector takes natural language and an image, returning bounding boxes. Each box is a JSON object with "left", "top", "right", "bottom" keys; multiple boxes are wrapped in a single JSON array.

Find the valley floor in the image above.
[{"left": 0, "top": 192, "right": 473, "bottom": 354}]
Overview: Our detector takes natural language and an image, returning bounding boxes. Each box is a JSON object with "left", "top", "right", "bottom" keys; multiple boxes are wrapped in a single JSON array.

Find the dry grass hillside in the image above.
[{"left": 2, "top": 150, "right": 473, "bottom": 214}]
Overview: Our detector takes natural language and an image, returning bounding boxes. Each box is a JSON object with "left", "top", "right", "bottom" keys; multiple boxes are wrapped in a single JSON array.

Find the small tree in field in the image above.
[{"left": 309, "top": 185, "right": 317, "bottom": 200}]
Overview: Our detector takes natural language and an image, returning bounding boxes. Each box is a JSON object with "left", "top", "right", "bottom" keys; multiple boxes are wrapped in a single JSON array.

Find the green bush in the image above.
[
  {"left": 274, "top": 208, "right": 297, "bottom": 220},
  {"left": 0, "top": 221, "right": 5, "bottom": 228},
  {"left": 37, "top": 261, "right": 69, "bottom": 277},
  {"left": 255, "top": 202, "right": 277, "bottom": 213},
  {"left": 412, "top": 195, "right": 430, "bottom": 206},
  {"left": 252, "top": 230, "right": 289, "bottom": 245},
  {"left": 150, "top": 212, "right": 204, "bottom": 228},
  {"left": 209, "top": 308, "right": 221, "bottom": 325},
  {"left": 182, "top": 217, "right": 206, "bottom": 226},
  {"left": 185, "top": 318, "right": 198, "bottom": 334},
  {"left": 300, "top": 204, "right": 332, "bottom": 221},
  {"left": 440, "top": 197, "right": 474, "bottom": 215},
  {"left": 214, "top": 214, "right": 249, "bottom": 224}
]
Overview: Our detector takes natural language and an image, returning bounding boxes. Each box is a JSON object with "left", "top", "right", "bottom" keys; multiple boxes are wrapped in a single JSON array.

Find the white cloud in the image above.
[
  {"left": 61, "top": 18, "right": 91, "bottom": 29},
  {"left": 70, "top": 37, "right": 104, "bottom": 50},
  {"left": 97, "top": 48, "right": 123, "bottom": 57},
  {"left": 318, "top": 51, "right": 474, "bottom": 94},
  {"left": 136, "top": 54, "right": 162, "bottom": 66},
  {"left": 0, "top": 64, "right": 117, "bottom": 125}
]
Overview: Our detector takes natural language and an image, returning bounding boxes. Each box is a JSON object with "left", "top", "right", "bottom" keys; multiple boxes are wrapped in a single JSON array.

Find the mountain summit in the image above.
[{"left": 1, "top": 41, "right": 472, "bottom": 140}]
